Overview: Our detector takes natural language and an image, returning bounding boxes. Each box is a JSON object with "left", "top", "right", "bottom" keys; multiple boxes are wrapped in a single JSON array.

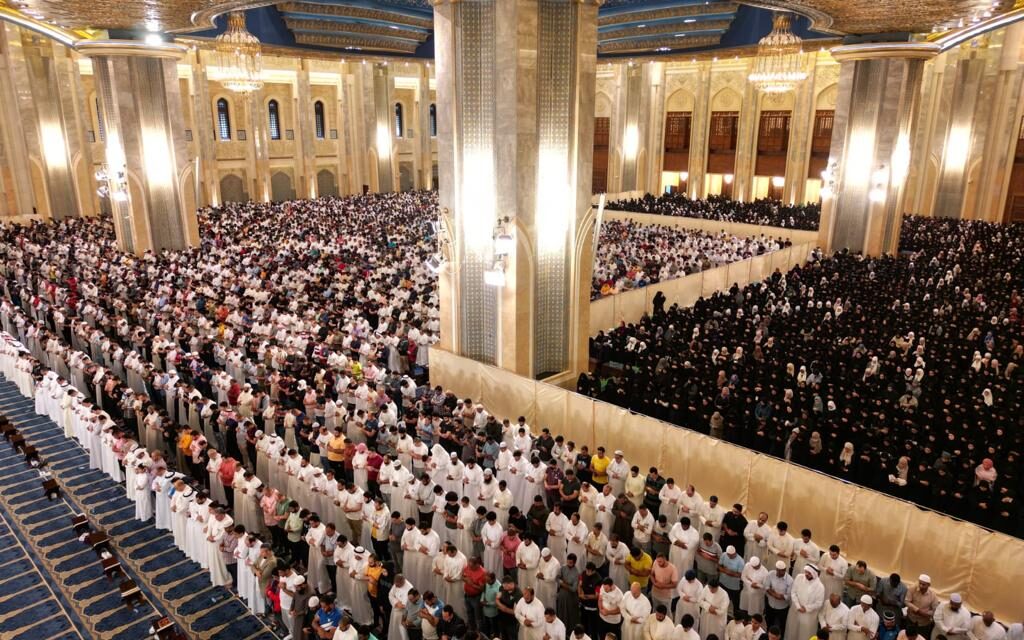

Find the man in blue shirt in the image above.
[
  {"left": 312, "top": 596, "right": 342, "bottom": 639},
  {"left": 717, "top": 545, "right": 746, "bottom": 615},
  {"left": 765, "top": 560, "right": 793, "bottom": 633}
]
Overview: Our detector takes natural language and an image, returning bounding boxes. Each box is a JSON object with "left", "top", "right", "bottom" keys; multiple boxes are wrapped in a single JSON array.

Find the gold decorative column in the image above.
[
  {"left": 818, "top": 43, "right": 938, "bottom": 256},
  {"left": 4, "top": 25, "right": 90, "bottom": 220},
  {"left": 79, "top": 41, "right": 199, "bottom": 253},
  {"left": 295, "top": 62, "right": 317, "bottom": 198},
  {"left": 414, "top": 64, "right": 434, "bottom": 190},
  {"left": 0, "top": 25, "right": 40, "bottom": 217},
  {"left": 732, "top": 60, "right": 760, "bottom": 202},
  {"left": 434, "top": 0, "right": 598, "bottom": 379},
  {"left": 609, "top": 61, "right": 661, "bottom": 193},
  {"left": 357, "top": 61, "right": 396, "bottom": 193},
  {"left": 189, "top": 50, "right": 220, "bottom": 207},
  {"left": 688, "top": 62, "right": 713, "bottom": 199},
  {"left": 783, "top": 56, "right": 818, "bottom": 204}
]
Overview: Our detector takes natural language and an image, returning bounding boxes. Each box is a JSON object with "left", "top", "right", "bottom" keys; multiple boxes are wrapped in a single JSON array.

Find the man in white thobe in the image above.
[
  {"left": 932, "top": 594, "right": 972, "bottom": 640},
  {"left": 535, "top": 548, "right": 560, "bottom": 610},
  {"left": 546, "top": 507, "right": 570, "bottom": 565},
  {"left": 785, "top": 565, "right": 825, "bottom": 640},
  {"left": 543, "top": 608, "right": 567, "bottom": 640},
  {"left": 818, "top": 546, "right": 849, "bottom": 601},
  {"left": 515, "top": 588, "right": 547, "bottom": 640},
  {"left": 847, "top": 595, "right": 880, "bottom": 640},
  {"left": 791, "top": 530, "right": 821, "bottom": 576},
  {"left": 517, "top": 535, "right": 542, "bottom": 593},
  {"left": 306, "top": 515, "right": 331, "bottom": 594},
  {"left": 669, "top": 518, "right": 700, "bottom": 577},
  {"left": 206, "top": 508, "right": 234, "bottom": 587},
  {"left": 622, "top": 583, "right": 653, "bottom": 640},
  {"left": 642, "top": 606, "right": 676, "bottom": 640},
  {"left": 970, "top": 612, "right": 1007, "bottom": 640},
  {"left": 818, "top": 593, "right": 850, "bottom": 640},
  {"left": 698, "top": 580, "right": 729, "bottom": 640}
]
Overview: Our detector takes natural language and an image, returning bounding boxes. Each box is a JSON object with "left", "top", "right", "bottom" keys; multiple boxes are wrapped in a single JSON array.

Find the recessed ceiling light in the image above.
[
  {"left": 674, "top": 33, "right": 686, "bottom": 37},
  {"left": 684, "top": 18, "right": 697, "bottom": 23},
  {"left": 656, "top": 47, "right": 670, "bottom": 52},
  {"left": 389, "top": 25, "right": 399, "bottom": 29},
  {"left": 638, "top": 24, "right": 646, "bottom": 28}
]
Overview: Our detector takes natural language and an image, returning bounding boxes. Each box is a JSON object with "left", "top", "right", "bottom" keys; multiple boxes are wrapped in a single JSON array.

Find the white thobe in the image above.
[
  {"left": 785, "top": 576, "right": 825, "bottom": 640},
  {"left": 818, "top": 601, "right": 850, "bottom": 640},
  {"left": 847, "top": 606, "right": 880, "bottom": 640},
  {"left": 515, "top": 597, "right": 547, "bottom": 640},
  {"left": 697, "top": 586, "right": 729, "bottom": 640},
  {"left": 517, "top": 542, "right": 541, "bottom": 593},
  {"left": 622, "top": 592, "right": 653, "bottom": 640}
]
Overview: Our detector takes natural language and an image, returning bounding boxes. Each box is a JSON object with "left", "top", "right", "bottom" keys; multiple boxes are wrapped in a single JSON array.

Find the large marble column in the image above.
[
  {"left": 357, "top": 62, "right": 396, "bottom": 193},
  {"left": 189, "top": 51, "right": 220, "bottom": 207},
  {"left": 609, "top": 61, "right": 662, "bottom": 194},
  {"left": 0, "top": 25, "right": 40, "bottom": 217},
  {"left": 817, "top": 43, "right": 937, "bottom": 256},
  {"left": 414, "top": 65, "right": 434, "bottom": 190},
  {"left": 79, "top": 41, "right": 199, "bottom": 253},
  {"left": 732, "top": 63, "right": 760, "bottom": 202},
  {"left": 295, "top": 62, "right": 317, "bottom": 199},
  {"left": 688, "top": 62, "right": 713, "bottom": 199},
  {"left": 434, "top": 0, "right": 597, "bottom": 379},
  {"left": 3, "top": 25, "right": 91, "bottom": 220},
  {"left": 783, "top": 56, "right": 818, "bottom": 205}
]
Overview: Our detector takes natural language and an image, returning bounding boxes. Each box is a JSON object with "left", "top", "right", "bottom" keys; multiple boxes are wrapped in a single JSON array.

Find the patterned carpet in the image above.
[{"left": 0, "top": 377, "right": 281, "bottom": 640}]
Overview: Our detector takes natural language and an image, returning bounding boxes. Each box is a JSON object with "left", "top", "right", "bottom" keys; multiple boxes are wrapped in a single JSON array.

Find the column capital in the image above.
[
  {"left": 76, "top": 39, "right": 188, "bottom": 60},
  {"left": 830, "top": 42, "right": 939, "bottom": 63}
]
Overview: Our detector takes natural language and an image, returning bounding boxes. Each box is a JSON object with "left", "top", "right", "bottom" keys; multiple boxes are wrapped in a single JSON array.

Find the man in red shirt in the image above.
[{"left": 463, "top": 556, "right": 488, "bottom": 631}]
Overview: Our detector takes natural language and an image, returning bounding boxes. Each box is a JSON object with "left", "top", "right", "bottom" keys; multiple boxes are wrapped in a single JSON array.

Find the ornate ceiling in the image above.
[{"left": 0, "top": 0, "right": 1015, "bottom": 54}]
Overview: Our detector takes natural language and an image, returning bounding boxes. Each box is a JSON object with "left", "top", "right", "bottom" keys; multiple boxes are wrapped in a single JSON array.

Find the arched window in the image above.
[
  {"left": 314, "top": 100, "right": 325, "bottom": 140},
  {"left": 95, "top": 97, "right": 106, "bottom": 143},
  {"left": 268, "top": 99, "right": 281, "bottom": 140},
  {"left": 394, "top": 102, "right": 404, "bottom": 138},
  {"left": 429, "top": 103, "right": 437, "bottom": 137},
  {"left": 216, "top": 98, "right": 231, "bottom": 141}
]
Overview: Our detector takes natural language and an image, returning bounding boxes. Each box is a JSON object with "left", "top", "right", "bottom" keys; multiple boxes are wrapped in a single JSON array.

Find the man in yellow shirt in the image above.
[
  {"left": 326, "top": 427, "right": 347, "bottom": 478},
  {"left": 625, "top": 546, "right": 653, "bottom": 589},
  {"left": 590, "top": 446, "right": 610, "bottom": 489},
  {"left": 177, "top": 426, "right": 192, "bottom": 471}
]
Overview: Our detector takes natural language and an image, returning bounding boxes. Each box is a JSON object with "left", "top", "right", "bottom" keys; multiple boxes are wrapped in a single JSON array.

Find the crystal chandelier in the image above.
[
  {"left": 214, "top": 12, "right": 263, "bottom": 93},
  {"left": 748, "top": 13, "right": 808, "bottom": 94}
]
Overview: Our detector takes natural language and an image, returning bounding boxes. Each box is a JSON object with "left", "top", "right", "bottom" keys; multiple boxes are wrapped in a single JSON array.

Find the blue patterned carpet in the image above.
[{"left": 0, "top": 377, "right": 280, "bottom": 640}]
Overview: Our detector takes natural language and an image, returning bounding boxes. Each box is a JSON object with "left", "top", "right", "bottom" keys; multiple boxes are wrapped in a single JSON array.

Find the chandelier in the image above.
[
  {"left": 748, "top": 13, "right": 808, "bottom": 94},
  {"left": 214, "top": 12, "right": 263, "bottom": 93}
]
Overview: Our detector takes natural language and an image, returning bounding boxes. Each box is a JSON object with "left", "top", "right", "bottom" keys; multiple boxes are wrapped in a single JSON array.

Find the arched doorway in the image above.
[{"left": 219, "top": 174, "right": 247, "bottom": 203}]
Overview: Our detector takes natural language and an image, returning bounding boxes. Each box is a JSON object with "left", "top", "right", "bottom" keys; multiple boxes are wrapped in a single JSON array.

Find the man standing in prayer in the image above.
[
  {"left": 818, "top": 593, "right": 850, "bottom": 640},
  {"left": 847, "top": 595, "right": 879, "bottom": 640},
  {"left": 765, "top": 560, "right": 793, "bottom": 632},
  {"left": 931, "top": 594, "right": 971, "bottom": 640},
  {"left": 786, "top": 565, "right": 825, "bottom": 640},
  {"left": 698, "top": 578, "right": 729, "bottom": 640},
  {"left": 819, "top": 546, "right": 848, "bottom": 601},
  {"left": 905, "top": 575, "right": 938, "bottom": 638}
]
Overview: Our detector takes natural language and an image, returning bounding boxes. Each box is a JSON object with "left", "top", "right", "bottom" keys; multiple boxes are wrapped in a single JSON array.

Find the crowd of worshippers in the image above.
[
  {"left": 0, "top": 194, "right": 1016, "bottom": 640},
  {"left": 7, "top": 329, "right": 1018, "bottom": 640},
  {"left": 0, "top": 219, "right": 1016, "bottom": 640},
  {"left": 606, "top": 195, "right": 821, "bottom": 232},
  {"left": 591, "top": 220, "right": 789, "bottom": 300},
  {"left": 580, "top": 216, "right": 1024, "bottom": 537}
]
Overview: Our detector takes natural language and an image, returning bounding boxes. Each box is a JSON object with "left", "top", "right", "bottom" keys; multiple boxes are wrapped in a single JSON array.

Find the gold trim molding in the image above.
[
  {"left": 830, "top": 42, "right": 940, "bottom": 62},
  {"left": 76, "top": 39, "right": 189, "bottom": 59}
]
